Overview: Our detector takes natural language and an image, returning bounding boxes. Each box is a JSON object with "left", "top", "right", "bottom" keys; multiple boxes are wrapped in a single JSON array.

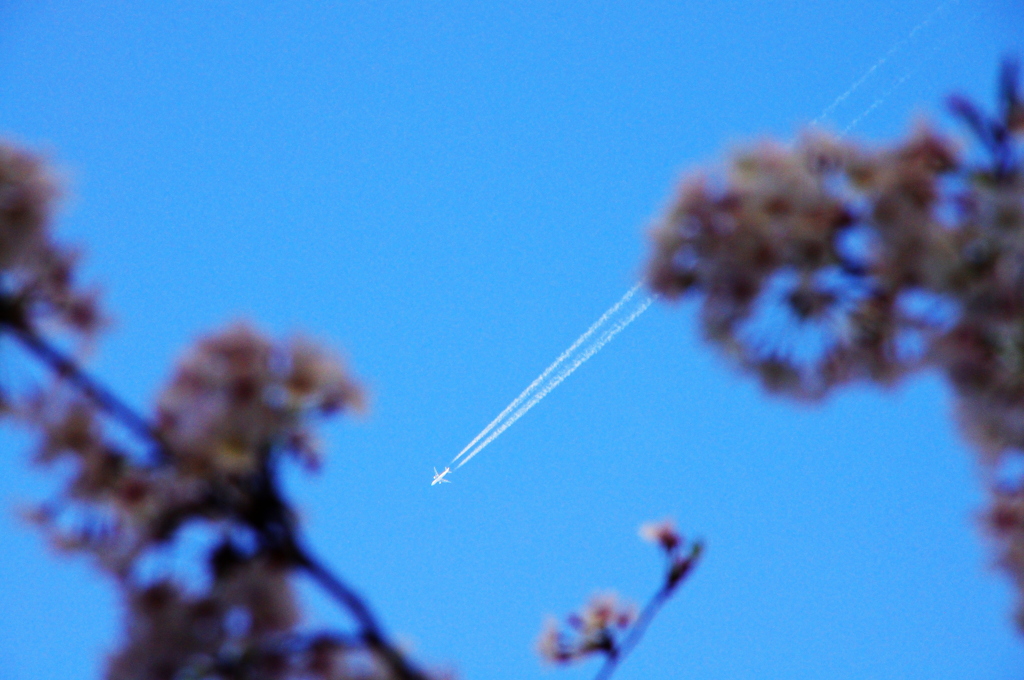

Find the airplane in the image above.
[{"left": 431, "top": 467, "right": 452, "bottom": 485}]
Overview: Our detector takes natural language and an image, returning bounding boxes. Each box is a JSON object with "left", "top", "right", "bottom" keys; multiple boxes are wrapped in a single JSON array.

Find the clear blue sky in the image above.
[{"left": 1, "top": 2, "right": 1023, "bottom": 679}]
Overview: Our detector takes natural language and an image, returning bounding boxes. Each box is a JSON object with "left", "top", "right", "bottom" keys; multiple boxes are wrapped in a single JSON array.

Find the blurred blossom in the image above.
[
  {"left": 647, "top": 60, "right": 1024, "bottom": 629},
  {"left": 536, "top": 617, "right": 571, "bottom": 664},
  {"left": 580, "top": 592, "right": 637, "bottom": 633},
  {"left": 285, "top": 335, "right": 366, "bottom": 415},
  {"left": 538, "top": 592, "right": 636, "bottom": 666},
  {"left": 0, "top": 132, "right": 423, "bottom": 676},
  {"left": 647, "top": 125, "right": 960, "bottom": 400},
  {"left": 639, "top": 518, "right": 681, "bottom": 552},
  {"left": 7, "top": 310, "right": 380, "bottom": 676},
  {"left": 157, "top": 322, "right": 363, "bottom": 477},
  {"left": 0, "top": 141, "right": 103, "bottom": 342},
  {"left": 537, "top": 519, "right": 702, "bottom": 669}
]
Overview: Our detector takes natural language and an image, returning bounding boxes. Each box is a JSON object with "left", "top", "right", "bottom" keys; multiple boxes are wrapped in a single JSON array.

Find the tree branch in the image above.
[
  {"left": 1, "top": 311, "right": 161, "bottom": 450},
  {"left": 292, "top": 545, "right": 428, "bottom": 680},
  {"left": 591, "top": 585, "right": 675, "bottom": 680}
]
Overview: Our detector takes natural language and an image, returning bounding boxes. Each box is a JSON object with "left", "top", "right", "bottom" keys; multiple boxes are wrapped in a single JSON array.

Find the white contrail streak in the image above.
[
  {"left": 438, "top": 0, "right": 961, "bottom": 482},
  {"left": 841, "top": 21, "right": 959, "bottom": 136},
  {"left": 812, "top": 0, "right": 958, "bottom": 128},
  {"left": 450, "top": 281, "right": 644, "bottom": 466},
  {"left": 454, "top": 292, "right": 654, "bottom": 470},
  {"left": 841, "top": 69, "right": 916, "bottom": 136}
]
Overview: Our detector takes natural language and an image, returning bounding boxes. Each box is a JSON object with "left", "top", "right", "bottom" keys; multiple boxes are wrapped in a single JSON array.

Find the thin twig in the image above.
[
  {"left": 293, "top": 546, "right": 428, "bottom": 680},
  {"left": 591, "top": 585, "right": 675, "bottom": 680},
  {"left": 590, "top": 543, "right": 702, "bottom": 680},
  {"left": 3, "top": 320, "right": 161, "bottom": 448}
]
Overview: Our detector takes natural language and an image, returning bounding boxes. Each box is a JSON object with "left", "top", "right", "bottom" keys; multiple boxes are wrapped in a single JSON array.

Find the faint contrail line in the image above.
[
  {"left": 812, "top": 0, "right": 958, "bottom": 128},
  {"left": 454, "top": 292, "right": 654, "bottom": 470},
  {"left": 841, "top": 22, "right": 959, "bottom": 136},
  {"left": 450, "top": 281, "right": 644, "bottom": 466},
  {"left": 841, "top": 68, "right": 916, "bottom": 136}
]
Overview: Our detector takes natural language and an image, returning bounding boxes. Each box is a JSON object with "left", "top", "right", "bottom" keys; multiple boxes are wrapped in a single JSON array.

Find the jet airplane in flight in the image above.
[{"left": 431, "top": 467, "right": 452, "bottom": 485}]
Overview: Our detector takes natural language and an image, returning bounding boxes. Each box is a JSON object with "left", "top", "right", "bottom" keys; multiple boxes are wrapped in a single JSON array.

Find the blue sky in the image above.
[{"left": 1, "top": 1, "right": 1023, "bottom": 679}]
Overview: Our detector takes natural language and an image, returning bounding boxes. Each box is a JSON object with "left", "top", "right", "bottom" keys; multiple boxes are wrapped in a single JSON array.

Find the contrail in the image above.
[
  {"left": 454, "top": 291, "right": 654, "bottom": 470},
  {"left": 812, "top": 0, "right": 958, "bottom": 128},
  {"left": 450, "top": 281, "right": 645, "bottom": 466},
  {"left": 841, "top": 20, "right": 959, "bottom": 136},
  {"left": 439, "top": 0, "right": 960, "bottom": 482},
  {"left": 841, "top": 68, "right": 916, "bottom": 136}
]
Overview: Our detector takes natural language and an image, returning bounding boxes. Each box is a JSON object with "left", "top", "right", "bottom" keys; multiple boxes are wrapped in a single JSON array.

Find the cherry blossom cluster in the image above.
[
  {"left": 639, "top": 518, "right": 703, "bottom": 588},
  {"left": 156, "top": 323, "right": 365, "bottom": 477},
  {"left": 0, "top": 141, "right": 101, "bottom": 344},
  {"left": 538, "top": 519, "right": 702, "bottom": 672},
  {"left": 17, "top": 322, "right": 386, "bottom": 679},
  {"left": 647, "top": 61, "right": 1024, "bottom": 626},
  {"left": 0, "top": 155, "right": 422, "bottom": 680},
  {"left": 647, "top": 122, "right": 960, "bottom": 400},
  {"left": 537, "top": 592, "right": 638, "bottom": 665}
]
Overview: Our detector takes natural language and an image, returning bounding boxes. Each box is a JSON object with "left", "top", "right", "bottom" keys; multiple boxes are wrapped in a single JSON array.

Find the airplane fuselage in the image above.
[{"left": 431, "top": 466, "right": 452, "bottom": 485}]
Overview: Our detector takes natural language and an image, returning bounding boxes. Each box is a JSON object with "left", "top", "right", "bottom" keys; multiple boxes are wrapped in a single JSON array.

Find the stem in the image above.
[
  {"left": 3, "top": 320, "right": 162, "bottom": 449},
  {"left": 592, "top": 585, "right": 675, "bottom": 680},
  {"left": 292, "top": 545, "right": 427, "bottom": 680}
]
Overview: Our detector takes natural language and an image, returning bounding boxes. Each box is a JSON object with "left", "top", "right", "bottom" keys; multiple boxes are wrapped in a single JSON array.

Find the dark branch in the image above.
[
  {"left": 591, "top": 585, "right": 673, "bottom": 680},
  {"left": 292, "top": 546, "right": 428, "bottom": 680},
  {"left": 591, "top": 542, "right": 702, "bottom": 680},
  {"left": 246, "top": 458, "right": 428, "bottom": 680},
  {"left": 1, "top": 313, "right": 162, "bottom": 449}
]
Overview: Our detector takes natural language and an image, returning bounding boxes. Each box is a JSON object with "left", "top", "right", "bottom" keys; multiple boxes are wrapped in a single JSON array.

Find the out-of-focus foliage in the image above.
[
  {"left": 647, "top": 60, "right": 1024, "bottom": 628},
  {"left": 0, "top": 137, "right": 427, "bottom": 679},
  {"left": 18, "top": 322, "right": 374, "bottom": 680},
  {"left": 0, "top": 143, "right": 102, "bottom": 355}
]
